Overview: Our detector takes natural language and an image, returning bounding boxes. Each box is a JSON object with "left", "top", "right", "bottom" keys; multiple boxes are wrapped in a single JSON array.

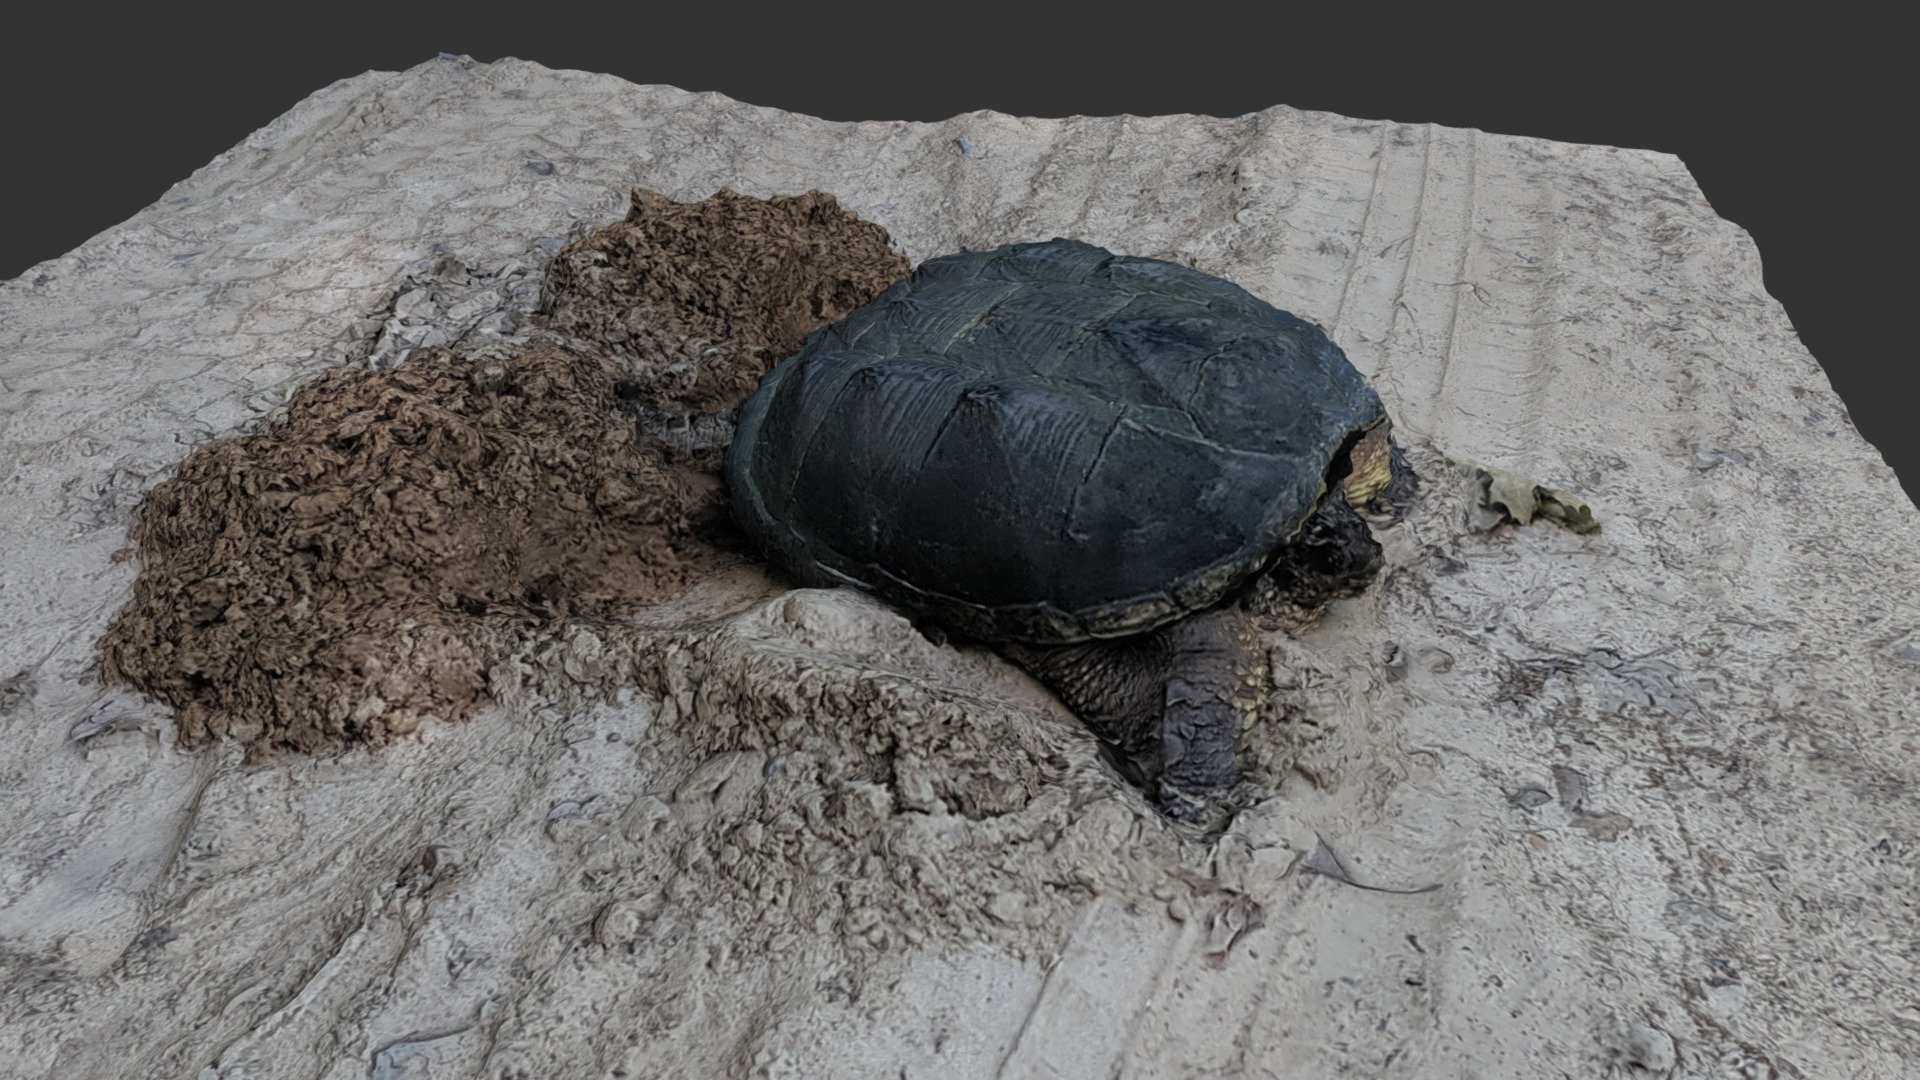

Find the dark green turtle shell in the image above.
[{"left": 724, "top": 238, "right": 1385, "bottom": 645}]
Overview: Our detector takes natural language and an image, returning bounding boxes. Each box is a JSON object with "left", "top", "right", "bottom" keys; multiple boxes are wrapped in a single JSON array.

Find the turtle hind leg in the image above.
[{"left": 1004, "top": 607, "right": 1265, "bottom": 826}]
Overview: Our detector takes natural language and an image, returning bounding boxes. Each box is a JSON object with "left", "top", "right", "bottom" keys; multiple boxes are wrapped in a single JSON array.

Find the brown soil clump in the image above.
[
  {"left": 98, "top": 344, "right": 732, "bottom": 754},
  {"left": 99, "top": 185, "right": 914, "bottom": 757},
  {"left": 541, "top": 187, "right": 910, "bottom": 412}
]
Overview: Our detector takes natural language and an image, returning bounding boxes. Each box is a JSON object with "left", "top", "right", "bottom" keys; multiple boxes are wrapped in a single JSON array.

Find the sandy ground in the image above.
[{"left": 1, "top": 56, "right": 1916, "bottom": 1078}]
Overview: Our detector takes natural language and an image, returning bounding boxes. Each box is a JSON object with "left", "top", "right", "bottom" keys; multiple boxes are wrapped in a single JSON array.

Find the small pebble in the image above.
[
  {"left": 1551, "top": 765, "right": 1590, "bottom": 812},
  {"left": 986, "top": 892, "right": 1024, "bottom": 923},
  {"left": 1508, "top": 787, "right": 1553, "bottom": 810},
  {"left": 1613, "top": 1019, "right": 1676, "bottom": 1073}
]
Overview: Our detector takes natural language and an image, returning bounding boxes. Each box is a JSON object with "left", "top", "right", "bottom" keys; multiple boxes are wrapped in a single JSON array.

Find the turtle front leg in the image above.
[
  {"left": 1154, "top": 608, "right": 1268, "bottom": 822},
  {"left": 1004, "top": 606, "right": 1267, "bottom": 825}
]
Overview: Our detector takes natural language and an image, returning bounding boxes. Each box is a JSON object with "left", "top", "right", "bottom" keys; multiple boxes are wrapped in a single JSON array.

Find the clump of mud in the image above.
[
  {"left": 98, "top": 344, "right": 732, "bottom": 754},
  {"left": 99, "top": 186, "right": 916, "bottom": 757},
  {"left": 541, "top": 187, "right": 911, "bottom": 412}
]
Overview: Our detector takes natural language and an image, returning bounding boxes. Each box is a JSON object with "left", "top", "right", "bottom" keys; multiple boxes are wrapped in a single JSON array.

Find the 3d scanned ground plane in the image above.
[{"left": 1, "top": 55, "right": 1914, "bottom": 1078}]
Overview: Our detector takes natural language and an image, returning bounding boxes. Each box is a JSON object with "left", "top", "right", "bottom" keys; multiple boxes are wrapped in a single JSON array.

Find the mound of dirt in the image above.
[
  {"left": 556, "top": 587, "right": 1188, "bottom": 971},
  {"left": 541, "top": 187, "right": 911, "bottom": 412},
  {"left": 97, "top": 344, "right": 732, "bottom": 755},
  {"left": 98, "top": 185, "right": 918, "bottom": 758}
]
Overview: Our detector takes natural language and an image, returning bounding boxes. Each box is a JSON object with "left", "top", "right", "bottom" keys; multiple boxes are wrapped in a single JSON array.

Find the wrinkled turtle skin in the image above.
[{"left": 725, "top": 238, "right": 1408, "bottom": 825}]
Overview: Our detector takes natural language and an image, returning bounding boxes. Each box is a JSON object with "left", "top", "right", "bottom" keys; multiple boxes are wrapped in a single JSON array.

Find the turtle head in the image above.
[{"left": 1339, "top": 420, "right": 1396, "bottom": 509}]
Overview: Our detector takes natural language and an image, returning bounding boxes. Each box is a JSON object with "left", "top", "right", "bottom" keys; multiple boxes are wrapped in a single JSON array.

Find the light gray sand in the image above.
[{"left": 1, "top": 56, "right": 1915, "bottom": 1078}]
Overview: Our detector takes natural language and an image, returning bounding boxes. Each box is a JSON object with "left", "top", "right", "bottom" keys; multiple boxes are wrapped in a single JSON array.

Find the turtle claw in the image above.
[{"left": 1154, "top": 782, "right": 1239, "bottom": 837}]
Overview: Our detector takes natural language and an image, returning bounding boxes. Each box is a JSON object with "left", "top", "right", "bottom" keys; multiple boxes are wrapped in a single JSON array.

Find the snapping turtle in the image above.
[{"left": 725, "top": 238, "right": 1411, "bottom": 822}]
